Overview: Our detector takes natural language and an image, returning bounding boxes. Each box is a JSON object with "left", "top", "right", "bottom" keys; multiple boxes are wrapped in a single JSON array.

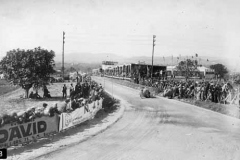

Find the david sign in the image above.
[{"left": 0, "top": 115, "right": 59, "bottom": 148}]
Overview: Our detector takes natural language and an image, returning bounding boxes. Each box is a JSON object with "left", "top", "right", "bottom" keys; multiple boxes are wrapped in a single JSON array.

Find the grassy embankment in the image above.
[
  {"left": 0, "top": 79, "right": 19, "bottom": 96},
  {"left": 0, "top": 81, "right": 119, "bottom": 117}
]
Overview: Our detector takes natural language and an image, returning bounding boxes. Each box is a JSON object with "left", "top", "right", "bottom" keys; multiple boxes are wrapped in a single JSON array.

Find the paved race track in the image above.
[{"left": 37, "top": 77, "right": 240, "bottom": 160}]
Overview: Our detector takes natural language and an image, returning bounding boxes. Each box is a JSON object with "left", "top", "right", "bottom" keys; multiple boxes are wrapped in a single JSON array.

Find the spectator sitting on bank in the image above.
[
  {"left": 70, "top": 89, "right": 76, "bottom": 99},
  {"left": 2, "top": 113, "right": 11, "bottom": 126},
  {"left": 49, "top": 103, "right": 59, "bottom": 116},
  {"left": 70, "top": 96, "right": 79, "bottom": 110},
  {"left": 29, "top": 91, "right": 34, "bottom": 99},
  {"left": 57, "top": 98, "right": 70, "bottom": 113},
  {"left": 75, "top": 98, "right": 84, "bottom": 108},
  {"left": 43, "top": 85, "right": 52, "bottom": 98},
  {"left": 163, "top": 86, "right": 173, "bottom": 99},
  {"left": 25, "top": 107, "right": 36, "bottom": 122},
  {"left": 9, "top": 111, "right": 18, "bottom": 123},
  {"left": 90, "top": 87, "right": 97, "bottom": 101},
  {"left": 35, "top": 103, "right": 48, "bottom": 117},
  {"left": 16, "top": 111, "right": 26, "bottom": 124},
  {"left": 1, "top": 112, "right": 15, "bottom": 124},
  {"left": 82, "top": 82, "right": 90, "bottom": 98},
  {"left": 43, "top": 103, "right": 58, "bottom": 117},
  {"left": 29, "top": 91, "right": 42, "bottom": 99}
]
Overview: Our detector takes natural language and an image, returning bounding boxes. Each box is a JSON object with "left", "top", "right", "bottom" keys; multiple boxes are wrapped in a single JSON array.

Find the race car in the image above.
[{"left": 140, "top": 87, "right": 152, "bottom": 98}]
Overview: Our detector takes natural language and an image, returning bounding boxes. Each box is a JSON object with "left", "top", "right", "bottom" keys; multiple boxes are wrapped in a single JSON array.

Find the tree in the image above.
[
  {"left": 210, "top": 63, "right": 228, "bottom": 79},
  {"left": 176, "top": 59, "right": 199, "bottom": 80},
  {"left": 0, "top": 47, "right": 55, "bottom": 98},
  {"left": 67, "top": 67, "right": 76, "bottom": 73}
]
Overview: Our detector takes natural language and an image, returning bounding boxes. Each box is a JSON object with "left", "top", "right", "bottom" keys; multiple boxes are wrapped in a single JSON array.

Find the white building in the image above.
[
  {"left": 166, "top": 65, "right": 215, "bottom": 79},
  {"left": 102, "top": 61, "right": 118, "bottom": 70}
]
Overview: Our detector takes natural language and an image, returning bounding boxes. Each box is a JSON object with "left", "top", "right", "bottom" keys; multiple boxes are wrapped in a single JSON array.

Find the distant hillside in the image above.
[
  {"left": 54, "top": 53, "right": 239, "bottom": 73},
  {"left": 55, "top": 52, "right": 125, "bottom": 64},
  {"left": 54, "top": 62, "right": 101, "bottom": 73}
]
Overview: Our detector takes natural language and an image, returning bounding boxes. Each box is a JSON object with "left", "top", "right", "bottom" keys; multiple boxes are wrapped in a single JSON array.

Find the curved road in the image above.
[{"left": 38, "top": 77, "right": 240, "bottom": 160}]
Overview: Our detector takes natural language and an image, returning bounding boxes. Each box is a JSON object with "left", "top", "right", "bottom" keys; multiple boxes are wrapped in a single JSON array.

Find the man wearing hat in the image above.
[
  {"left": 62, "top": 84, "right": 67, "bottom": 98},
  {"left": 209, "top": 82, "right": 215, "bottom": 102}
]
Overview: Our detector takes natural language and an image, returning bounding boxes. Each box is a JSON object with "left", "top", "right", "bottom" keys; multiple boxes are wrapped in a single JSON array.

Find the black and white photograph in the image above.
[{"left": 0, "top": 0, "right": 240, "bottom": 159}]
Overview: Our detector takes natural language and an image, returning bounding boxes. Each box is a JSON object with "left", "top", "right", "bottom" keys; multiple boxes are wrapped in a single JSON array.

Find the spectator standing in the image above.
[
  {"left": 82, "top": 82, "right": 90, "bottom": 98},
  {"left": 75, "top": 83, "right": 81, "bottom": 94},
  {"left": 70, "top": 83, "right": 74, "bottom": 96},
  {"left": 43, "top": 85, "right": 51, "bottom": 98},
  {"left": 62, "top": 84, "right": 67, "bottom": 98}
]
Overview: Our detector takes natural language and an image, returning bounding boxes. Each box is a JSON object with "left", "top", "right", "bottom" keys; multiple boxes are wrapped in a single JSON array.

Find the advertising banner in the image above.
[
  {"left": 59, "top": 98, "right": 103, "bottom": 131},
  {"left": 0, "top": 115, "right": 59, "bottom": 148},
  {"left": 59, "top": 107, "right": 91, "bottom": 131}
]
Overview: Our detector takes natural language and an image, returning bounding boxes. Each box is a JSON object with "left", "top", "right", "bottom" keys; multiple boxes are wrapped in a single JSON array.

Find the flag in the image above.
[
  {"left": 177, "top": 57, "right": 179, "bottom": 59},
  {"left": 196, "top": 53, "right": 198, "bottom": 57},
  {"left": 207, "top": 59, "right": 209, "bottom": 61}
]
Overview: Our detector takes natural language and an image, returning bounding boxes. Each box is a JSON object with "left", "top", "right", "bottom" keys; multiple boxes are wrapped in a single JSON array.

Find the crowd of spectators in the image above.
[
  {"left": 140, "top": 79, "right": 234, "bottom": 104},
  {"left": 0, "top": 78, "right": 103, "bottom": 128},
  {"left": 29, "top": 85, "right": 52, "bottom": 99}
]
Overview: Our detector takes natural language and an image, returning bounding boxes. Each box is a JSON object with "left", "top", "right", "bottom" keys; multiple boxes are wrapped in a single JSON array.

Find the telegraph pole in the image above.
[
  {"left": 62, "top": 31, "right": 65, "bottom": 79},
  {"left": 151, "top": 35, "right": 156, "bottom": 83}
]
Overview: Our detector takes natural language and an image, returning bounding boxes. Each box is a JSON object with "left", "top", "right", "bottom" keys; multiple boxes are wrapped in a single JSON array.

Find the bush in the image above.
[{"left": 101, "top": 91, "right": 119, "bottom": 113}]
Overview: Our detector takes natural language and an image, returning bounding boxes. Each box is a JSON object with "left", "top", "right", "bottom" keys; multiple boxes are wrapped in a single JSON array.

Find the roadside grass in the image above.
[
  {"left": 0, "top": 79, "right": 8, "bottom": 86},
  {"left": 0, "top": 82, "right": 67, "bottom": 114},
  {"left": 0, "top": 79, "right": 19, "bottom": 97},
  {"left": 103, "top": 77, "right": 240, "bottom": 119},
  {"left": 0, "top": 85, "right": 19, "bottom": 96},
  {"left": 180, "top": 98, "right": 240, "bottom": 118}
]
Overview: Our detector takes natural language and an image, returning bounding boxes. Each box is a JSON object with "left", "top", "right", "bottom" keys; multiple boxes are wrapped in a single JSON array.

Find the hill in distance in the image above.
[{"left": 55, "top": 53, "right": 239, "bottom": 73}]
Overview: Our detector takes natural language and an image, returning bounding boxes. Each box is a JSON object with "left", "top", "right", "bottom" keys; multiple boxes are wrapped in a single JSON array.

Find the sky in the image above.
[{"left": 1, "top": 0, "right": 240, "bottom": 68}]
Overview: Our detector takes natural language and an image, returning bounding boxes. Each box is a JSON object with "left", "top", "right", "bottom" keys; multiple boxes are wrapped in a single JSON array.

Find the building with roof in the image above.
[{"left": 166, "top": 65, "right": 215, "bottom": 79}]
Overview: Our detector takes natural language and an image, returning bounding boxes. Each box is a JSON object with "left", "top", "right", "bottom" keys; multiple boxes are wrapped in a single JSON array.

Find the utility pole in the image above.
[
  {"left": 62, "top": 31, "right": 65, "bottom": 79},
  {"left": 151, "top": 35, "right": 156, "bottom": 83}
]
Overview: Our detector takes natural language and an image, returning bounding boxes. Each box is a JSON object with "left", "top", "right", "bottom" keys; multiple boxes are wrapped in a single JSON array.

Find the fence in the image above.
[{"left": 0, "top": 98, "right": 103, "bottom": 148}]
